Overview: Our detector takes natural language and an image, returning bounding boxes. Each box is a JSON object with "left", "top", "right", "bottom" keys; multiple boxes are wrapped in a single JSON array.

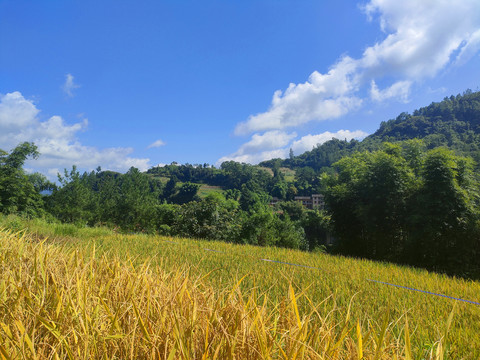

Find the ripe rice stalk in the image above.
[{"left": 0, "top": 227, "right": 470, "bottom": 359}]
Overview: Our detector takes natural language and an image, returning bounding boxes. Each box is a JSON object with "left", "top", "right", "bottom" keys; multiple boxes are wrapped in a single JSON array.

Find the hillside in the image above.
[
  {"left": 1, "top": 215, "right": 479, "bottom": 358},
  {"left": 369, "top": 90, "right": 480, "bottom": 160},
  {"left": 261, "top": 89, "right": 480, "bottom": 171}
]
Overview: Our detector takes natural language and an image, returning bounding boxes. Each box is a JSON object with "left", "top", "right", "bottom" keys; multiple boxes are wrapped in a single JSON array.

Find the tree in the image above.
[
  {"left": 163, "top": 176, "right": 178, "bottom": 200},
  {"left": 408, "top": 148, "right": 480, "bottom": 272},
  {"left": 324, "top": 142, "right": 480, "bottom": 277},
  {"left": 0, "top": 142, "right": 44, "bottom": 216},
  {"left": 325, "top": 144, "right": 417, "bottom": 259},
  {"left": 48, "top": 166, "right": 95, "bottom": 224},
  {"left": 301, "top": 210, "right": 331, "bottom": 251},
  {"left": 171, "top": 182, "right": 200, "bottom": 204},
  {"left": 116, "top": 167, "right": 162, "bottom": 231},
  {"left": 27, "top": 172, "right": 56, "bottom": 193},
  {"left": 239, "top": 181, "right": 269, "bottom": 213},
  {"left": 239, "top": 209, "right": 305, "bottom": 249},
  {"left": 278, "top": 200, "right": 305, "bottom": 222},
  {"left": 271, "top": 182, "right": 287, "bottom": 200},
  {"left": 173, "top": 193, "right": 241, "bottom": 241}
]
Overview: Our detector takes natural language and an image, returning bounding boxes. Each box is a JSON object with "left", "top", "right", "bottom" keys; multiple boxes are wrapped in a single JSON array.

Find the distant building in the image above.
[
  {"left": 294, "top": 194, "right": 324, "bottom": 210},
  {"left": 312, "top": 194, "right": 325, "bottom": 210},
  {"left": 294, "top": 196, "right": 312, "bottom": 208},
  {"left": 269, "top": 194, "right": 325, "bottom": 210}
]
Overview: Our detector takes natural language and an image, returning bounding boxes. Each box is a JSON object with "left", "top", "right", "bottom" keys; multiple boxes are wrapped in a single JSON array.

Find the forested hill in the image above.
[
  {"left": 261, "top": 89, "right": 480, "bottom": 170},
  {"left": 369, "top": 90, "right": 480, "bottom": 157}
]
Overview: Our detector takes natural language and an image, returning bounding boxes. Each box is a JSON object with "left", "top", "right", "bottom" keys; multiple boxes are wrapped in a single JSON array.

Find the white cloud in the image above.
[
  {"left": 234, "top": 0, "right": 480, "bottom": 135},
  {"left": 235, "top": 57, "right": 363, "bottom": 135},
  {"left": 0, "top": 91, "right": 39, "bottom": 129},
  {"left": 148, "top": 139, "right": 166, "bottom": 148},
  {"left": 361, "top": 0, "right": 480, "bottom": 79},
  {"left": 217, "top": 129, "right": 368, "bottom": 165},
  {"left": 217, "top": 131, "right": 296, "bottom": 164},
  {"left": 236, "top": 131, "right": 297, "bottom": 155},
  {"left": 62, "top": 73, "right": 80, "bottom": 97},
  {"left": 0, "top": 92, "right": 150, "bottom": 178},
  {"left": 370, "top": 80, "right": 411, "bottom": 102},
  {"left": 217, "top": 148, "right": 289, "bottom": 166},
  {"left": 290, "top": 130, "right": 368, "bottom": 155}
]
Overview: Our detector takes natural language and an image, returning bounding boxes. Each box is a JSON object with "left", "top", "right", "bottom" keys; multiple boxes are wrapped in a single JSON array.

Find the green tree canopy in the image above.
[{"left": 0, "top": 142, "right": 44, "bottom": 216}]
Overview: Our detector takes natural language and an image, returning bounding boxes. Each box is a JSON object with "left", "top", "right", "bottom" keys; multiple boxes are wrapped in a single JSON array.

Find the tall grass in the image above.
[
  {"left": 1, "top": 215, "right": 479, "bottom": 358},
  {"left": 0, "top": 229, "right": 417, "bottom": 359}
]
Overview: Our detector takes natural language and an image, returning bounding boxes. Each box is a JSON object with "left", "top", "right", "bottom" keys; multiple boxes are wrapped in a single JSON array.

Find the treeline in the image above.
[
  {"left": 47, "top": 165, "right": 310, "bottom": 249},
  {"left": 324, "top": 141, "right": 480, "bottom": 277},
  {"left": 1, "top": 144, "right": 327, "bottom": 250},
  {"left": 147, "top": 161, "right": 272, "bottom": 191},
  {"left": 148, "top": 160, "right": 323, "bottom": 200}
]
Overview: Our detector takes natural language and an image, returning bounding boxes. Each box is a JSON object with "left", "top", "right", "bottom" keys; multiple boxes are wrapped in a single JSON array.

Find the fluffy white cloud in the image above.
[
  {"left": 62, "top": 73, "right": 80, "bottom": 97},
  {"left": 370, "top": 80, "right": 411, "bottom": 102},
  {"left": 217, "top": 131, "right": 296, "bottom": 164},
  {"left": 218, "top": 129, "right": 367, "bottom": 165},
  {"left": 361, "top": 0, "right": 480, "bottom": 79},
  {"left": 290, "top": 130, "right": 368, "bottom": 155},
  {"left": 148, "top": 139, "right": 166, "bottom": 148},
  {"left": 0, "top": 91, "right": 39, "bottom": 129},
  {"left": 235, "top": 57, "right": 363, "bottom": 135},
  {"left": 236, "top": 131, "right": 297, "bottom": 155},
  {"left": 0, "top": 92, "right": 150, "bottom": 177},
  {"left": 234, "top": 0, "right": 480, "bottom": 135}
]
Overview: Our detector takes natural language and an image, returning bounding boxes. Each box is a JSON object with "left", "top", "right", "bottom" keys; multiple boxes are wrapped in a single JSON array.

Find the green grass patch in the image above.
[
  {"left": 280, "top": 167, "right": 296, "bottom": 182},
  {"left": 197, "top": 184, "right": 225, "bottom": 198}
]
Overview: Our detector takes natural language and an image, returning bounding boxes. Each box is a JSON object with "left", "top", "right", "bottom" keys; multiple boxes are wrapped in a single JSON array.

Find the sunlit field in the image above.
[{"left": 1, "top": 215, "right": 479, "bottom": 359}]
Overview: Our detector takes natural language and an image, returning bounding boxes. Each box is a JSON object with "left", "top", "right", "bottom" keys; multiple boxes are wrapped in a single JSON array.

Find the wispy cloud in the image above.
[
  {"left": 62, "top": 73, "right": 80, "bottom": 97},
  {"left": 148, "top": 139, "right": 166, "bottom": 149},
  {"left": 0, "top": 92, "right": 150, "bottom": 178}
]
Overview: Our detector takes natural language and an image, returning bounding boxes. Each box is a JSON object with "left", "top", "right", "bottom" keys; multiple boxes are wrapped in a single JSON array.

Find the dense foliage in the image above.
[
  {"left": 0, "top": 142, "right": 51, "bottom": 216},
  {"left": 43, "top": 165, "right": 308, "bottom": 249},
  {"left": 324, "top": 141, "right": 480, "bottom": 276}
]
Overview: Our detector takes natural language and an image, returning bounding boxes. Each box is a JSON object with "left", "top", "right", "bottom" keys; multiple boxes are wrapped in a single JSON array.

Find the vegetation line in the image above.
[
  {"left": 366, "top": 279, "right": 480, "bottom": 306},
  {"left": 159, "top": 235, "right": 480, "bottom": 306}
]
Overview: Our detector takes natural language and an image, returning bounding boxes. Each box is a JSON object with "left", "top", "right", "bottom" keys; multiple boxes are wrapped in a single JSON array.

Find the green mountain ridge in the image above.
[{"left": 260, "top": 89, "right": 480, "bottom": 171}]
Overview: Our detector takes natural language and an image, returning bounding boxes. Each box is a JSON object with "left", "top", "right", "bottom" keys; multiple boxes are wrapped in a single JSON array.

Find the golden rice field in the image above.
[{"left": 1, "top": 216, "right": 480, "bottom": 359}]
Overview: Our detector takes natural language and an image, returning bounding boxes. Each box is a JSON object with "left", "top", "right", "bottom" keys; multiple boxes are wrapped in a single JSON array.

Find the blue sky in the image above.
[{"left": 1, "top": 0, "right": 480, "bottom": 177}]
